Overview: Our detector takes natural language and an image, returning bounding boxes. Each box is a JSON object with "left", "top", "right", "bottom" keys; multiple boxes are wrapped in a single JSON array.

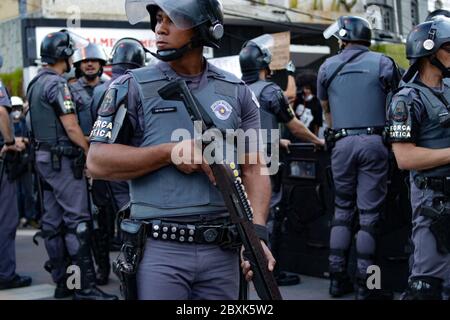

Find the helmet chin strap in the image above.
[
  {"left": 430, "top": 56, "right": 450, "bottom": 78},
  {"left": 65, "top": 60, "right": 71, "bottom": 73},
  {"left": 150, "top": 36, "right": 202, "bottom": 62}
]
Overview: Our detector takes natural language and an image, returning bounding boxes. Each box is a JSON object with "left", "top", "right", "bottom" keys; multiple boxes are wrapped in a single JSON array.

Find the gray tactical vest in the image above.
[
  {"left": 327, "top": 51, "right": 387, "bottom": 130},
  {"left": 27, "top": 72, "right": 71, "bottom": 146},
  {"left": 405, "top": 82, "right": 450, "bottom": 177},
  {"left": 91, "top": 81, "right": 110, "bottom": 121},
  {"left": 70, "top": 79, "right": 94, "bottom": 135},
  {"left": 128, "top": 63, "right": 243, "bottom": 219},
  {"left": 248, "top": 80, "right": 279, "bottom": 154}
]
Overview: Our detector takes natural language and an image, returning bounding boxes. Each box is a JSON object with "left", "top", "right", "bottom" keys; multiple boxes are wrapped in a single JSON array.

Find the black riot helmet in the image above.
[
  {"left": 72, "top": 43, "right": 108, "bottom": 79},
  {"left": 426, "top": 9, "right": 450, "bottom": 22},
  {"left": 239, "top": 34, "right": 273, "bottom": 83},
  {"left": 125, "top": 0, "right": 224, "bottom": 61},
  {"left": 40, "top": 29, "right": 88, "bottom": 72},
  {"left": 110, "top": 38, "right": 147, "bottom": 68},
  {"left": 323, "top": 15, "right": 372, "bottom": 46},
  {"left": 405, "top": 17, "right": 450, "bottom": 79}
]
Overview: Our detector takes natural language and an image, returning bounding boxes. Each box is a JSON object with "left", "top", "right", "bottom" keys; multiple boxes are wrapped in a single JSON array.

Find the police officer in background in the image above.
[
  {"left": 10, "top": 96, "right": 38, "bottom": 227},
  {"left": 70, "top": 43, "right": 107, "bottom": 136},
  {"left": 388, "top": 18, "right": 450, "bottom": 300},
  {"left": 88, "top": 0, "right": 275, "bottom": 300},
  {"left": 70, "top": 42, "right": 111, "bottom": 286},
  {"left": 426, "top": 9, "right": 450, "bottom": 22},
  {"left": 88, "top": 38, "right": 147, "bottom": 285},
  {"left": 240, "top": 37, "right": 323, "bottom": 154},
  {"left": 27, "top": 30, "right": 117, "bottom": 300},
  {"left": 239, "top": 36, "right": 323, "bottom": 286},
  {"left": 317, "top": 16, "right": 400, "bottom": 299},
  {"left": 0, "top": 54, "right": 32, "bottom": 290}
]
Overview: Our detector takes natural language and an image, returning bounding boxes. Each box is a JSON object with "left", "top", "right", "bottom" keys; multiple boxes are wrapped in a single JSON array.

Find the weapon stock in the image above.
[{"left": 158, "top": 80, "right": 282, "bottom": 300}]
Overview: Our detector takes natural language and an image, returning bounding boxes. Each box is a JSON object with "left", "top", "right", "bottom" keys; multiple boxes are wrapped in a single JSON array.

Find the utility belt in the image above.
[
  {"left": 146, "top": 217, "right": 241, "bottom": 248},
  {"left": 35, "top": 142, "right": 81, "bottom": 157},
  {"left": 324, "top": 126, "right": 387, "bottom": 150},
  {"left": 113, "top": 215, "right": 240, "bottom": 300},
  {"left": 35, "top": 142, "right": 84, "bottom": 179},
  {"left": 414, "top": 175, "right": 450, "bottom": 196}
]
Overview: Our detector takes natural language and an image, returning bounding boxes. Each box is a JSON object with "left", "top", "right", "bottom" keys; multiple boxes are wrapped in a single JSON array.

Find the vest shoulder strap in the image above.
[
  {"left": 248, "top": 81, "right": 273, "bottom": 100},
  {"left": 325, "top": 50, "right": 368, "bottom": 90},
  {"left": 403, "top": 82, "right": 449, "bottom": 119},
  {"left": 207, "top": 63, "right": 243, "bottom": 84},
  {"left": 129, "top": 65, "right": 166, "bottom": 84}
]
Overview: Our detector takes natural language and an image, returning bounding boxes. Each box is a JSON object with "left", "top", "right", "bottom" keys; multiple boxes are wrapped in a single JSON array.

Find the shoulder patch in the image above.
[
  {"left": 98, "top": 88, "right": 117, "bottom": 117},
  {"left": 62, "top": 83, "right": 75, "bottom": 113},
  {"left": 391, "top": 99, "right": 408, "bottom": 123}
]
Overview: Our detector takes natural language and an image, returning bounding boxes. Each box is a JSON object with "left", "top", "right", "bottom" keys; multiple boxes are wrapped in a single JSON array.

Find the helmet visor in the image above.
[
  {"left": 73, "top": 44, "right": 108, "bottom": 64},
  {"left": 125, "top": 0, "right": 210, "bottom": 29},
  {"left": 61, "top": 29, "right": 89, "bottom": 50},
  {"left": 248, "top": 34, "right": 275, "bottom": 56},
  {"left": 323, "top": 21, "right": 340, "bottom": 40}
]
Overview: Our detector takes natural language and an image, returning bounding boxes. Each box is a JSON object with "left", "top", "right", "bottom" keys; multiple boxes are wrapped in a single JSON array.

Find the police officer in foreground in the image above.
[
  {"left": 88, "top": 38, "right": 147, "bottom": 285},
  {"left": 0, "top": 54, "right": 32, "bottom": 290},
  {"left": 70, "top": 43, "right": 107, "bottom": 136},
  {"left": 317, "top": 16, "right": 400, "bottom": 299},
  {"left": 388, "top": 18, "right": 450, "bottom": 300},
  {"left": 27, "top": 30, "right": 117, "bottom": 300},
  {"left": 88, "top": 0, "right": 275, "bottom": 299},
  {"left": 239, "top": 39, "right": 323, "bottom": 287}
]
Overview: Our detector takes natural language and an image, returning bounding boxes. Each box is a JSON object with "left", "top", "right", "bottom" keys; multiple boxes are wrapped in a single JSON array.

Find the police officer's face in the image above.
[
  {"left": 437, "top": 43, "right": 450, "bottom": 68},
  {"left": 80, "top": 60, "right": 101, "bottom": 77},
  {"left": 155, "top": 9, "right": 195, "bottom": 50}
]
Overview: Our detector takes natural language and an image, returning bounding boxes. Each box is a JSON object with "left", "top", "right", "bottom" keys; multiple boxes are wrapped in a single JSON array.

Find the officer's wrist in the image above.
[
  {"left": 164, "top": 143, "right": 177, "bottom": 165},
  {"left": 4, "top": 139, "right": 15, "bottom": 146},
  {"left": 253, "top": 224, "right": 269, "bottom": 244}
]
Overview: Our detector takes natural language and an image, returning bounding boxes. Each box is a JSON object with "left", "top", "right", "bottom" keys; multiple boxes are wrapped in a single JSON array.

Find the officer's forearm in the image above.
[
  {"left": 287, "top": 118, "right": 322, "bottom": 145},
  {"left": 240, "top": 154, "right": 271, "bottom": 226},
  {"left": 324, "top": 112, "right": 332, "bottom": 128},
  {"left": 0, "top": 106, "right": 14, "bottom": 142},
  {"left": 87, "top": 143, "right": 173, "bottom": 180},
  {"left": 320, "top": 100, "right": 332, "bottom": 128},
  {"left": 60, "top": 114, "right": 89, "bottom": 153},
  {"left": 392, "top": 142, "right": 450, "bottom": 171}
]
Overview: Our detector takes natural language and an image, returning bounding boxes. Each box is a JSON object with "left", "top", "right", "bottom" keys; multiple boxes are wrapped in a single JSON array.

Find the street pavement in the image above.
[{"left": 0, "top": 228, "right": 355, "bottom": 300}]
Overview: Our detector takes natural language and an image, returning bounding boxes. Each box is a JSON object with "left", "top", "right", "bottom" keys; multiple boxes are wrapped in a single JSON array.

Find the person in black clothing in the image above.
[{"left": 299, "top": 83, "right": 323, "bottom": 136}]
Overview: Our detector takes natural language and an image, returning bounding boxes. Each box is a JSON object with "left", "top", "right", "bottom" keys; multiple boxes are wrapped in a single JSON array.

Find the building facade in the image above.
[{"left": 0, "top": 0, "right": 432, "bottom": 92}]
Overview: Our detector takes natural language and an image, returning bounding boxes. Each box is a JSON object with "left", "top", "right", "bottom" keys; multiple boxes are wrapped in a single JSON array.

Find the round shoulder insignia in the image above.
[{"left": 210, "top": 100, "right": 233, "bottom": 121}]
